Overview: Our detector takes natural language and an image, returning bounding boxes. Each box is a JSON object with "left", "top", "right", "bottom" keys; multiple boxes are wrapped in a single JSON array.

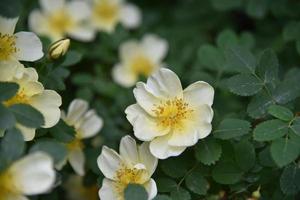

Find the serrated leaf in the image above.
[
  {"left": 170, "top": 187, "right": 191, "bottom": 200},
  {"left": 50, "top": 119, "right": 76, "bottom": 143},
  {"left": 161, "top": 157, "right": 188, "bottom": 178},
  {"left": 226, "top": 74, "right": 263, "bottom": 96},
  {"left": 0, "top": 104, "right": 16, "bottom": 129},
  {"left": 198, "top": 44, "right": 224, "bottom": 71},
  {"left": 225, "top": 45, "right": 256, "bottom": 74},
  {"left": 9, "top": 104, "right": 44, "bottom": 128},
  {"left": 214, "top": 118, "right": 251, "bottom": 140},
  {"left": 258, "top": 147, "right": 277, "bottom": 167},
  {"left": 195, "top": 137, "right": 222, "bottom": 165},
  {"left": 270, "top": 138, "right": 300, "bottom": 167},
  {"left": 268, "top": 105, "right": 294, "bottom": 121},
  {"left": 153, "top": 195, "right": 172, "bottom": 200},
  {"left": 280, "top": 165, "right": 300, "bottom": 195},
  {"left": 212, "top": 161, "right": 243, "bottom": 184},
  {"left": 0, "top": 82, "right": 19, "bottom": 101},
  {"left": 156, "top": 177, "right": 177, "bottom": 192},
  {"left": 234, "top": 140, "right": 255, "bottom": 171},
  {"left": 253, "top": 119, "right": 288, "bottom": 141},
  {"left": 124, "top": 184, "right": 148, "bottom": 200},
  {"left": 185, "top": 170, "right": 209, "bottom": 195},
  {"left": 247, "top": 91, "right": 275, "bottom": 119}
]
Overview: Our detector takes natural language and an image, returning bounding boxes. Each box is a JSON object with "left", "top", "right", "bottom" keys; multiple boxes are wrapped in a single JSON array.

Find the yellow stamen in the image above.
[
  {"left": 130, "top": 55, "right": 154, "bottom": 77},
  {"left": 153, "top": 98, "right": 193, "bottom": 130},
  {"left": 66, "top": 138, "right": 84, "bottom": 150},
  {"left": 93, "top": 0, "right": 120, "bottom": 24},
  {"left": 3, "top": 88, "right": 29, "bottom": 107},
  {"left": 0, "top": 33, "right": 18, "bottom": 61},
  {"left": 47, "top": 10, "right": 75, "bottom": 35},
  {"left": 0, "top": 170, "right": 19, "bottom": 199}
]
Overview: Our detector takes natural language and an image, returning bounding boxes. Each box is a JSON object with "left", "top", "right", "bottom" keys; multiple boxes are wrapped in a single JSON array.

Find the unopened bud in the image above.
[
  {"left": 48, "top": 38, "right": 70, "bottom": 59},
  {"left": 252, "top": 186, "right": 261, "bottom": 199}
]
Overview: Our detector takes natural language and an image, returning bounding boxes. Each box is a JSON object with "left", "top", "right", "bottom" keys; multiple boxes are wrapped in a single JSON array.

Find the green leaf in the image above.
[
  {"left": 9, "top": 104, "right": 45, "bottom": 128},
  {"left": 124, "top": 184, "right": 148, "bottom": 200},
  {"left": 239, "top": 32, "right": 255, "bottom": 50},
  {"left": 214, "top": 118, "right": 251, "bottom": 140},
  {"left": 290, "top": 117, "right": 300, "bottom": 136},
  {"left": 247, "top": 91, "right": 274, "bottom": 119},
  {"left": 153, "top": 195, "right": 172, "bottom": 200},
  {"left": 270, "top": 138, "right": 300, "bottom": 167},
  {"left": 212, "top": 161, "right": 243, "bottom": 184},
  {"left": 224, "top": 45, "right": 256, "bottom": 74},
  {"left": 253, "top": 120, "right": 288, "bottom": 141},
  {"left": 0, "top": 82, "right": 19, "bottom": 101},
  {"left": 29, "top": 139, "right": 67, "bottom": 165},
  {"left": 195, "top": 137, "right": 222, "bottom": 165},
  {"left": 226, "top": 74, "right": 263, "bottom": 96},
  {"left": 283, "top": 21, "right": 300, "bottom": 41},
  {"left": 211, "top": 0, "right": 242, "bottom": 11},
  {"left": 50, "top": 119, "right": 76, "bottom": 143},
  {"left": 0, "top": 104, "right": 16, "bottom": 129},
  {"left": 258, "top": 147, "right": 277, "bottom": 167},
  {"left": 156, "top": 177, "right": 177, "bottom": 192},
  {"left": 0, "top": 128, "right": 25, "bottom": 164},
  {"left": 234, "top": 140, "right": 255, "bottom": 171},
  {"left": 0, "top": 0, "right": 21, "bottom": 18},
  {"left": 217, "top": 29, "right": 238, "bottom": 50},
  {"left": 197, "top": 44, "right": 224, "bottom": 71},
  {"left": 170, "top": 187, "right": 191, "bottom": 200},
  {"left": 185, "top": 170, "right": 209, "bottom": 195},
  {"left": 161, "top": 157, "right": 188, "bottom": 178},
  {"left": 60, "top": 51, "right": 83, "bottom": 67},
  {"left": 268, "top": 105, "right": 294, "bottom": 121},
  {"left": 246, "top": 0, "right": 268, "bottom": 18},
  {"left": 280, "top": 164, "right": 300, "bottom": 195}
]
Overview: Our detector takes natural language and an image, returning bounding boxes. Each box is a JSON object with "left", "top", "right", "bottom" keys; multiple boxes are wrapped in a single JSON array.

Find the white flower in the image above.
[
  {"left": 29, "top": 0, "right": 96, "bottom": 42},
  {"left": 0, "top": 16, "right": 43, "bottom": 62},
  {"left": 0, "top": 152, "right": 56, "bottom": 199},
  {"left": 91, "top": 0, "right": 141, "bottom": 33},
  {"left": 0, "top": 61, "right": 62, "bottom": 141},
  {"left": 97, "top": 135, "right": 158, "bottom": 200},
  {"left": 61, "top": 99, "right": 103, "bottom": 176},
  {"left": 112, "top": 34, "right": 168, "bottom": 87},
  {"left": 125, "top": 68, "right": 214, "bottom": 159}
]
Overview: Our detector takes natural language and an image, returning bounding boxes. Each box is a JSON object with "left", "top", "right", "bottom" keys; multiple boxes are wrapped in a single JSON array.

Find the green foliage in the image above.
[
  {"left": 226, "top": 74, "right": 262, "bottom": 96},
  {"left": 214, "top": 118, "right": 251, "bottom": 139},
  {"left": 0, "top": 0, "right": 21, "bottom": 17},
  {"left": 124, "top": 184, "right": 148, "bottom": 200},
  {"left": 0, "top": 82, "right": 19, "bottom": 101},
  {"left": 234, "top": 140, "right": 255, "bottom": 171},
  {"left": 0, "top": 104, "right": 16, "bottom": 129},
  {"left": 212, "top": 161, "right": 243, "bottom": 184},
  {"left": 195, "top": 137, "right": 222, "bottom": 165},
  {"left": 280, "top": 164, "right": 300, "bottom": 195},
  {"left": 170, "top": 187, "right": 191, "bottom": 200},
  {"left": 253, "top": 119, "right": 288, "bottom": 141},
  {"left": 49, "top": 119, "right": 76, "bottom": 143},
  {"left": 185, "top": 170, "right": 209, "bottom": 195}
]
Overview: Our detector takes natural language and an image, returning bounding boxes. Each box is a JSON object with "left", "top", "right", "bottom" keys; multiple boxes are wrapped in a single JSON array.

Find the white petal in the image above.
[
  {"left": 149, "top": 135, "right": 186, "bottom": 159},
  {"left": 16, "top": 124, "right": 35, "bottom": 141},
  {"left": 30, "top": 90, "right": 62, "bottom": 128},
  {"left": 39, "top": 0, "right": 64, "bottom": 14},
  {"left": 125, "top": 104, "right": 169, "bottom": 141},
  {"left": 22, "top": 67, "right": 39, "bottom": 81},
  {"left": 195, "top": 104, "right": 214, "bottom": 123},
  {"left": 142, "top": 34, "right": 168, "bottom": 63},
  {"left": 99, "top": 178, "right": 117, "bottom": 200},
  {"left": 14, "top": 32, "right": 44, "bottom": 62},
  {"left": 119, "top": 40, "right": 140, "bottom": 62},
  {"left": 138, "top": 142, "right": 158, "bottom": 177},
  {"left": 68, "top": 26, "right": 96, "bottom": 42},
  {"left": 97, "top": 146, "right": 122, "bottom": 180},
  {"left": 28, "top": 10, "right": 47, "bottom": 34},
  {"left": 79, "top": 110, "right": 103, "bottom": 139},
  {"left": 183, "top": 81, "right": 214, "bottom": 107},
  {"left": 9, "top": 152, "right": 55, "bottom": 195},
  {"left": 120, "top": 3, "right": 141, "bottom": 29},
  {"left": 0, "top": 60, "right": 24, "bottom": 81},
  {"left": 146, "top": 68, "right": 183, "bottom": 99},
  {"left": 144, "top": 179, "right": 157, "bottom": 200},
  {"left": 67, "top": 1, "right": 91, "bottom": 22},
  {"left": 112, "top": 64, "right": 137, "bottom": 87},
  {"left": 119, "top": 135, "right": 139, "bottom": 165},
  {"left": 0, "top": 16, "right": 18, "bottom": 34},
  {"left": 68, "top": 148, "right": 85, "bottom": 176},
  {"left": 168, "top": 127, "right": 199, "bottom": 147},
  {"left": 66, "top": 99, "right": 89, "bottom": 125}
]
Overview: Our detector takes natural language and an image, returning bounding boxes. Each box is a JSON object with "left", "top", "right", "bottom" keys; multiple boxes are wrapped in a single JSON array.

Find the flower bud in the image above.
[
  {"left": 252, "top": 186, "right": 261, "bottom": 199},
  {"left": 48, "top": 38, "right": 70, "bottom": 59}
]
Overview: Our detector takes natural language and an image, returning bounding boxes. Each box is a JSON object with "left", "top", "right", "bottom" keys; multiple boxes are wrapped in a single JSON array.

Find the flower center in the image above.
[
  {"left": 153, "top": 98, "right": 193, "bottom": 130},
  {"left": 130, "top": 55, "right": 154, "bottom": 77},
  {"left": 93, "top": 0, "right": 120, "bottom": 23},
  {"left": 66, "top": 138, "right": 84, "bottom": 150},
  {"left": 0, "top": 33, "right": 18, "bottom": 61},
  {"left": 114, "top": 166, "right": 148, "bottom": 199},
  {"left": 48, "top": 10, "right": 75, "bottom": 35},
  {"left": 0, "top": 171, "right": 18, "bottom": 198},
  {"left": 3, "top": 88, "right": 30, "bottom": 107}
]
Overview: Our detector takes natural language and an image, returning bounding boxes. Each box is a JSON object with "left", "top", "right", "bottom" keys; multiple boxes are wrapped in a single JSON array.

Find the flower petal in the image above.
[
  {"left": 66, "top": 99, "right": 89, "bottom": 125},
  {"left": 97, "top": 146, "right": 122, "bottom": 180},
  {"left": 67, "top": 1, "right": 91, "bottom": 22},
  {"left": 39, "top": 0, "right": 64, "bottom": 14},
  {"left": 29, "top": 90, "right": 62, "bottom": 128},
  {"left": 28, "top": 10, "right": 47, "bottom": 35},
  {"left": 120, "top": 3, "right": 141, "bottom": 29},
  {"left": 68, "top": 26, "right": 96, "bottom": 42},
  {"left": 68, "top": 148, "right": 85, "bottom": 176},
  {"left": 0, "top": 16, "right": 18, "bottom": 34},
  {"left": 183, "top": 81, "right": 214, "bottom": 107},
  {"left": 146, "top": 68, "right": 183, "bottom": 99},
  {"left": 16, "top": 123, "right": 35, "bottom": 141},
  {"left": 0, "top": 61, "right": 24, "bottom": 81},
  {"left": 142, "top": 34, "right": 168, "bottom": 63},
  {"left": 78, "top": 110, "right": 103, "bottom": 139},
  {"left": 119, "top": 40, "right": 140, "bottom": 62},
  {"left": 112, "top": 64, "right": 137, "bottom": 87},
  {"left": 149, "top": 135, "right": 186, "bottom": 159},
  {"left": 119, "top": 135, "right": 139, "bottom": 166},
  {"left": 9, "top": 152, "right": 55, "bottom": 195},
  {"left": 144, "top": 179, "right": 157, "bottom": 200},
  {"left": 99, "top": 178, "right": 117, "bottom": 200},
  {"left": 14, "top": 32, "right": 44, "bottom": 62},
  {"left": 138, "top": 142, "right": 158, "bottom": 177}
]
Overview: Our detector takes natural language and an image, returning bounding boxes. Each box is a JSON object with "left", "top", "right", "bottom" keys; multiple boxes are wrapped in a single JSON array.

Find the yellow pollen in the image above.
[
  {"left": 66, "top": 138, "right": 84, "bottom": 150},
  {"left": 0, "top": 171, "right": 19, "bottom": 199},
  {"left": 94, "top": 0, "right": 120, "bottom": 23},
  {"left": 153, "top": 98, "right": 193, "bottom": 130},
  {"left": 0, "top": 33, "right": 18, "bottom": 61},
  {"left": 48, "top": 10, "right": 75, "bottom": 35},
  {"left": 114, "top": 166, "right": 148, "bottom": 200},
  {"left": 3, "top": 88, "right": 29, "bottom": 107},
  {"left": 130, "top": 55, "right": 154, "bottom": 77}
]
